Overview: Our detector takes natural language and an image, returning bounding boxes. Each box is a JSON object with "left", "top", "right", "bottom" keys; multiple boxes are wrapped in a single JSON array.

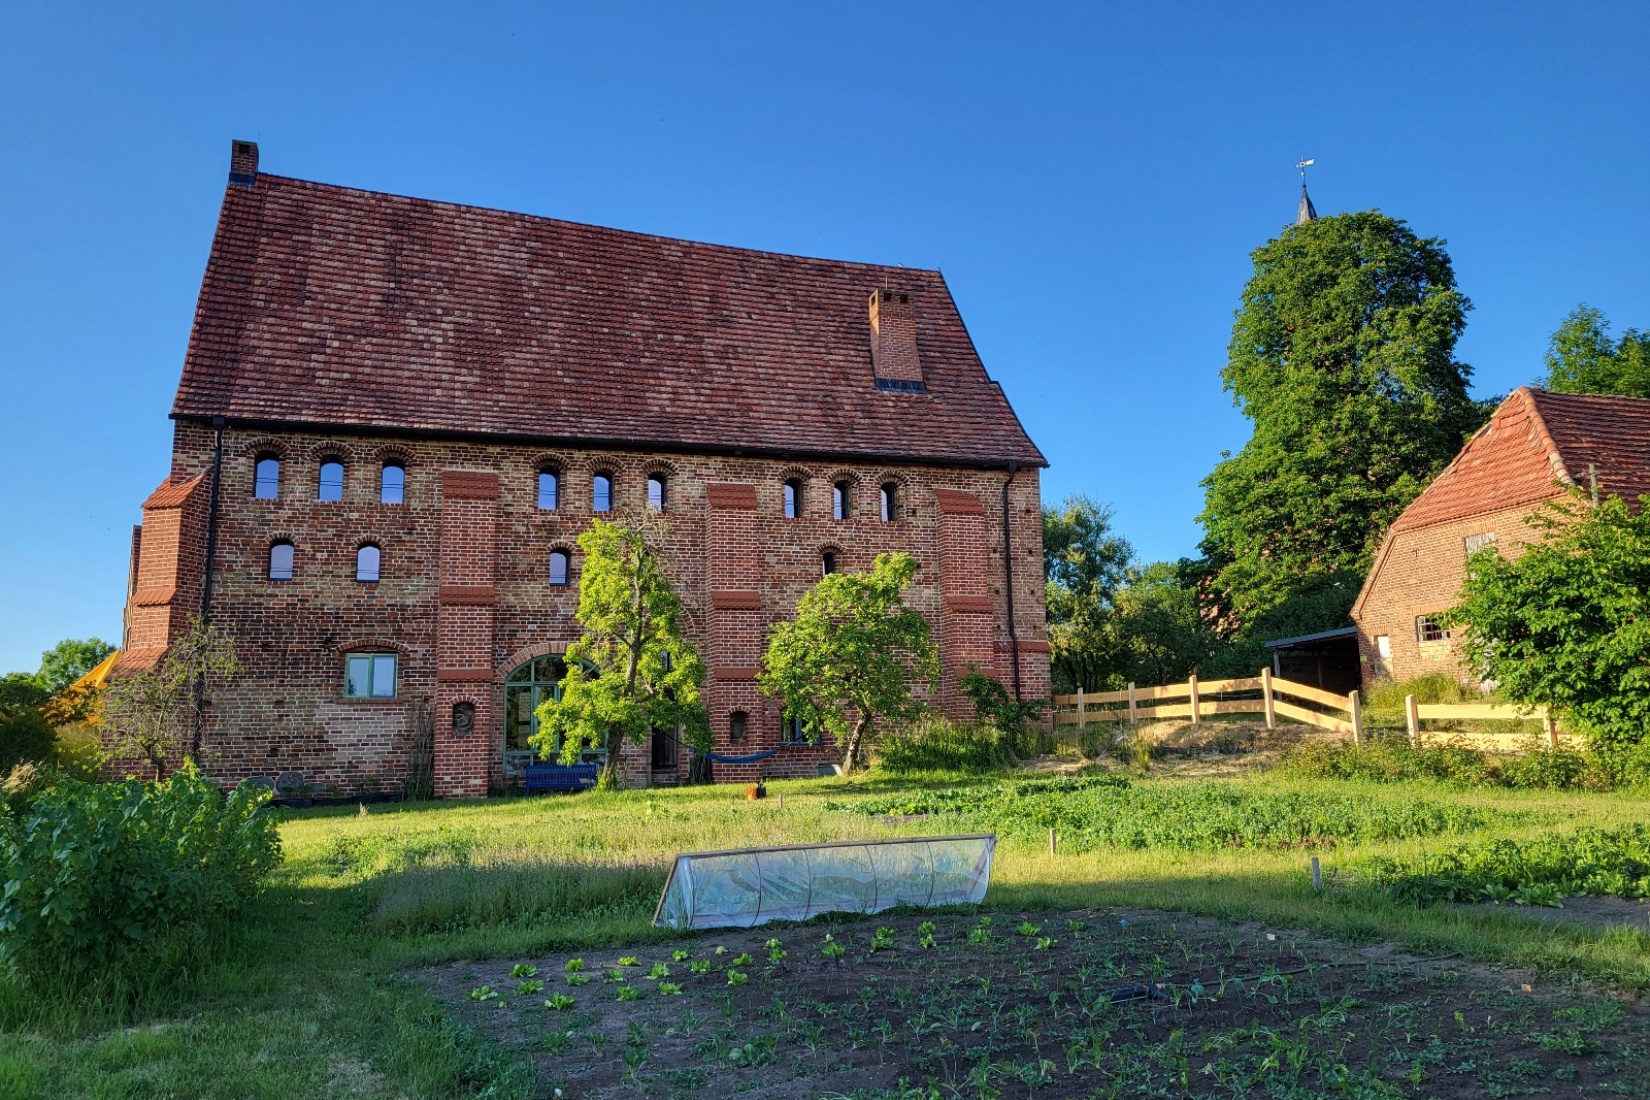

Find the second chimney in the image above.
[
  {"left": 869, "top": 289, "right": 924, "bottom": 386},
  {"left": 229, "top": 140, "right": 260, "bottom": 188}
]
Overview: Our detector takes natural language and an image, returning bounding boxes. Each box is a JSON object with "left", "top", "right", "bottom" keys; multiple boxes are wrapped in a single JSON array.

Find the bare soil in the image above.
[{"left": 415, "top": 907, "right": 1649, "bottom": 1099}]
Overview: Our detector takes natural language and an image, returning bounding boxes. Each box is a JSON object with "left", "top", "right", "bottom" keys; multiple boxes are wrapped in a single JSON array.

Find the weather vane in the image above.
[{"left": 1296, "top": 157, "right": 1315, "bottom": 182}]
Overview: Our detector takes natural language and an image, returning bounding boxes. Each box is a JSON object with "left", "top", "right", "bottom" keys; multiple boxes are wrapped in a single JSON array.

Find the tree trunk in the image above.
[
  {"left": 600, "top": 725, "right": 625, "bottom": 790},
  {"left": 840, "top": 714, "right": 872, "bottom": 774}
]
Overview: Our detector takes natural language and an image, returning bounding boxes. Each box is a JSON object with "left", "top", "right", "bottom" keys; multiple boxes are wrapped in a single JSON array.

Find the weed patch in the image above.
[{"left": 1361, "top": 823, "right": 1650, "bottom": 906}]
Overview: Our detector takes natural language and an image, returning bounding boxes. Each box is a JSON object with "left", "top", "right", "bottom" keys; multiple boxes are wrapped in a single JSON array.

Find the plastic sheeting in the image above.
[{"left": 653, "top": 834, "right": 996, "bottom": 930}]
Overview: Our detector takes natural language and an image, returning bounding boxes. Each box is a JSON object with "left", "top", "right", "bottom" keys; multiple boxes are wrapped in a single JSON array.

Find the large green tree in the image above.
[
  {"left": 1451, "top": 493, "right": 1650, "bottom": 749},
  {"left": 35, "top": 637, "right": 116, "bottom": 696},
  {"left": 533, "top": 519, "right": 709, "bottom": 790},
  {"left": 1200, "top": 211, "right": 1488, "bottom": 636},
  {"left": 1043, "top": 496, "right": 1133, "bottom": 692},
  {"left": 759, "top": 552, "right": 939, "bottom": 774},
  {"left": 1541, "top": 305, "right": 1650, "bottom": 399}
]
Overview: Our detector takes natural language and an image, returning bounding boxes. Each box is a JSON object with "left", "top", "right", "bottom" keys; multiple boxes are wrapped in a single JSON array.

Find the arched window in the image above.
[
  {"left": 647, "top": 474, "right": 667, "bottom": 512},
  {"left": 822, "top": 551, "right": 837, "bottom": 575},
  {"left": 783, "top": 479, "right": 802, "bottom": 519},
  {"left": 356, "top": 544, "right": 381, "bottom": 583},
  {"left": 254, "top": 455, "right": 280, "bottom": 499},
  {"left": 729, "top": 710, "right": 749, "bottom": 743},
  {"left": 380, "top": 462, "right": 405, "bottom": 505},
  {"left": 833, "top": 481, "right": 851, "bottom": 520},
  {"left": 318, "top": 459, "right": 345, "bottom": 502},
  {"left": 505, "top": 654, "right": 571, "bottom": 756},
  {"left": 548, "top": 549, "right": 570, "bottom": 587},
  {"left": 593, "top": 473, "right": 612, "bottom": 513},
  {"left": 880, "top": 483, "right": 898, "bottom": 522},
  {"left": 268, "top": 541, "right": 294, "bottom": 581},
  {"left": 537, "top": 469, "right": 559, "bottom": 511}
]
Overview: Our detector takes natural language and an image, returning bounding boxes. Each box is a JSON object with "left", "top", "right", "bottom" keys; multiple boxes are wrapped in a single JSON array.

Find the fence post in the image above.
[
  {"left": 1405, "top": 694, "right": 1420, "bottom": 747},
  {"left": 1349, "top": 689, "right": 1363, "bottom": 746},
  {"left": 1188, "top": 674, "right": 1200, "bottom": 725},
  {"left": 1077, "top": 687, "right": 1086, "bottom": 731},
  {"left": 1128, "top": 682, "right": 1137, "bottom": 724},
  {"left": 1542, "top": 709, "right": 1558, "bottom": 749},
  {"left": 1261, "top": 667, "right": 1276, "bottom": 730}
]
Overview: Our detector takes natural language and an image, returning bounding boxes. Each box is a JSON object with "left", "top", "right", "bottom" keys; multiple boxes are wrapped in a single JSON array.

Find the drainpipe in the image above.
[
  {"left": 193, "top": 416, "right": 226, "bottom": 759},
  {"left": 1001, "top": 461, "right": 1022, "bottom": 701}
]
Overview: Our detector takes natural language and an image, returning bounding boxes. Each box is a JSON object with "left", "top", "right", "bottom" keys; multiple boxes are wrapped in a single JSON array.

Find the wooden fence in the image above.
[{"left": 1051, "top": 671, "right": 1561, "bottom": 748}]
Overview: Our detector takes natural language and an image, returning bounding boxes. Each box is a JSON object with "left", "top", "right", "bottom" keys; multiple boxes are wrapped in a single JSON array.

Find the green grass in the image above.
[{"left": 2, "top": 768, "right": 1648, "bottom": 1097}]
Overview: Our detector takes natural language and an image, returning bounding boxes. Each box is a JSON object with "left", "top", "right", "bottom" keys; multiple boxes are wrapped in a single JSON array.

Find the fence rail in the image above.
[{"left": 1052, "top": 671, "right": 1560, "bottom": 748}]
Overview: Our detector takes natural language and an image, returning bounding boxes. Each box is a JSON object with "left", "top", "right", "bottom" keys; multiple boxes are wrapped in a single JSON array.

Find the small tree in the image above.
[
  {"left": 1450, "top": 492, "right": 1650, "bottom": 749},
  {"left": 103, "top": 619, "right": 236, "bottom": 778},
  {"left": 533, "top": 519, "right": 709, "bottom": 790},
  {"left": 759, "top": 552, "right": 939, "bottom": 774},
  {"left": 35, "top": 637, "right": 116, "bottom": 696}
]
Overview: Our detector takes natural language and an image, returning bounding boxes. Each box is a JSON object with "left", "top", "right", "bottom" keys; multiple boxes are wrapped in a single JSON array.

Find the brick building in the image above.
[
  {"left": 1351, "top": 387, "right": 1650, "bottom": 687},
  {"left": 116, "top": 141, "right": 1050, "bottom": 796}
]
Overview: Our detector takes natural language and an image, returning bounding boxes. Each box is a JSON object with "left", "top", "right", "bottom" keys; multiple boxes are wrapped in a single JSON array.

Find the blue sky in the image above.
[{"left": 3, "top": 2, "right": 1647, "bottom": 674}]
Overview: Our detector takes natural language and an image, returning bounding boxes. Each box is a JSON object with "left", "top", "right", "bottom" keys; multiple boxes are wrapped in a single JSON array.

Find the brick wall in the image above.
[
  {"left": 1352, "top": 500, "right": 1560, "bottom": 686},
  {"left": 123, "top": 422, "right": 1050, "bottom": 793}
]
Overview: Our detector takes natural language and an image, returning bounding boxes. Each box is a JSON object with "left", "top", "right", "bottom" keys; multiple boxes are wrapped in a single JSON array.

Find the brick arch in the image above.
[
  {"left": 236, "top": 436, "right": 290, "bottom": 459},
  {"left": 332, "top": 635, "right": 409, "bottom": 656},
  {"left": 304, "top": 440, "right": 362, "bottom": 463},
  {"left": 501, "top": 640, "right": 571, "bottom": 677},
  {"left": 370, "top": 443, "right": 415, "bottom": 468}
]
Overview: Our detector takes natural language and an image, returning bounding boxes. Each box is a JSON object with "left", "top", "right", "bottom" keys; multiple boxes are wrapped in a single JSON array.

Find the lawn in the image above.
[{"left": 2, "top": 761, "right": 1648, "bottom": 1098}]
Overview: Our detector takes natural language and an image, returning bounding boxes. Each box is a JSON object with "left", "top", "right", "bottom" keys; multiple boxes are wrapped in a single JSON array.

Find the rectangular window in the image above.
[
  {"left": 1375, "top": 634, "right": 1392, "bottom": 659},
  {"left": 781, "top": 715, "right": 812, "bottom": 744},
  {"left": 1415, "top": 615, "right": 1450, "bottom": 644},
  {"left": 1464, "top": 531, "right": 1497, "bottom": 556},
  {"left": 345, "top": 653, "right": 397, "bottom": 698}
]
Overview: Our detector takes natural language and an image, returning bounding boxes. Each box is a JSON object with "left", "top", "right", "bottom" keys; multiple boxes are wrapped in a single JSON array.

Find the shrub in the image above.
[
  {"left": 0, "top": 767, "right": 280, "bottom": 1002},
  {"left": 875, "top": 716, "right": 1020, "bottom": 774},
  {"left": 1363, "top": 824, "right": 1650, "bottom": 906},
  {"left": 1282, "top": 736, "right": 1496, "bottom": 786},
  {"left": 958, "top": 667, "right": 1046, "bottom": 756}
]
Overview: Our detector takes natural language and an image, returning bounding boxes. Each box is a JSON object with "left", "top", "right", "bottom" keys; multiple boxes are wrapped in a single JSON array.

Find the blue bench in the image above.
[{"left": 523, "top": 763, "right": 599, "bottom": 794}]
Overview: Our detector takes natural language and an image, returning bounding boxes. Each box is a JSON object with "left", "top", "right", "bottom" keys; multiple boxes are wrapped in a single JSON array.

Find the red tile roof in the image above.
[
  {"left": 141, "top": 475, "right": 204, "bottom": 510},
  {"left": 172, "top": 169, "right": 1045, "bottom": 468},
  {"left": 1391, "top": 387, "right": 1650, "bottom": 532}
]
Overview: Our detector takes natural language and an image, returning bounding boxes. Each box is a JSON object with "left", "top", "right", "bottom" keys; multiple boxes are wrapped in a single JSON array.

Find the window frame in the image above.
[
  {"left": 380, "top": 462, "right": 406, "bottom": 505},
  {"left": 268, "top": 541, "right": 295, "bottom": 582},
  {"left": 879, "top": 482, "right": 897, "bottom": 522},
  {"left": 781, "top": 714, "right": 815, "bottom": 745},
  {"left": 822, "top": 551, "right": 837, "bottom": 575},
  {"left": 832, "top": 481, "right": 851, "bottom": 521},
  {"left": 783, "top": 479, "right": 802, "bottom": 519},
  {"left": 253, "top": 455, "right": 281, "bottom": 500},
  {"left": 317, "top": 458, "right": 346, "bottom": 502},
  {"left": 548, "top": 548, "right": 571, "bottom": 587},
  {"left": 537, "top": 469, "right": 560, "bottom": 511},
  {"left": 355, "top": 543, "right": 382, "bottom": 584},
  {"left": 592, "top": 472, "right": 613, "bottom": 513},
  {"left": 647, "top": 474, "right": 667, "bottom": 513},
  {"left": 344, "top": 652, "right": 398, "bottom": 699},
  {"left": 1415, "top": 615, "right": 1450, "bottom": 644}
]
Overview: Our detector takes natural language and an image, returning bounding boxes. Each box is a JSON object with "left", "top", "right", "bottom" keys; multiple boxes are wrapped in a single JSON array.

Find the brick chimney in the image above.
[
  {"left": 229, "top": 140, "right": 259, "bottom": 188},
  {"left": 869, "top": 289, "right": 924, "bottom": 387}
]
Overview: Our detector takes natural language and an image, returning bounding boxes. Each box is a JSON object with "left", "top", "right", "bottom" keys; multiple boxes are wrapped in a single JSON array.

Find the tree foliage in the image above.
[
  {"left": 34, "top": 637, "right": 116, "bottom": 697},
  {"left": 532, "top": 519, "right": 709, "bottom": 789},
  {"left": 1043, "top": 496, "right": 1133, "bottom": 691},
  {"left": 1106, "top": 561, "right": 1223, "bottom": 686},
  {"left": 1451, "top": 493, "right": 1650, "bottom": 749},
  {"left": 759, "top": 552, "right": 939, "bottom": 774},
  {"left": 1199, "top": 210, "right": 1487, "bottom": 634},
  {"left": 1541, "top": 304, "right": 1650, "bottom": 399},
  {"left": 103, "top": 620, "right": 236, "bottom": 779}
]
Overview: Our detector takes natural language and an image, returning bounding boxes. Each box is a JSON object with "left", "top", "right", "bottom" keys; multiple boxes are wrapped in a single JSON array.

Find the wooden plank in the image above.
[
  {"left": 1052, "top": 688, "right": 1130, "bottom": 707},
  {"left": 1055, "top": 708, "right": 1126, "bottom": 726},
  {"left": 1198, "top": 676, "right": 1264, "bottom": 694},
  {"left": 1131, "top": 682, "right": 1189, "bottom": 702},
  {"left": 1273, "top": 699, "right": 1354, "bottom": 734},
  {"left": 1415, "top": 703, "right": 1546, "bottom": 722},
  {"left": 1204, "top": 699, "right": 1265, "bottom": 716},
  {"left": 1135, "top": 703, "right": 1195, "bottom": 720},
  {"left": 1271, "top": 678, "right": 1351, "bottom": 710}
]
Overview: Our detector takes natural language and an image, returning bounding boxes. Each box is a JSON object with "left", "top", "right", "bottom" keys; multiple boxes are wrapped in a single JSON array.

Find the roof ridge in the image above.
[
  {"left": 251, "top": 173, "right": 940, "bottom": 277},
  {"left": 1520, "top": 387, "right": 1574, "bottom": 486}
]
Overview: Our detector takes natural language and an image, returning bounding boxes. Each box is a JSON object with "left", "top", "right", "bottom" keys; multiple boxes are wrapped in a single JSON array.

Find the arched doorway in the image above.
[{"left": 504, "top": 654, "right": 606, "bottom": 774}]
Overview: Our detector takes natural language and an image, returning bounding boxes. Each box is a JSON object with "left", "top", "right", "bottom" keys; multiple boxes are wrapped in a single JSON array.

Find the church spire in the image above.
[{"left": 1295, "top": 158, "right": 1318, "bottom": 224}]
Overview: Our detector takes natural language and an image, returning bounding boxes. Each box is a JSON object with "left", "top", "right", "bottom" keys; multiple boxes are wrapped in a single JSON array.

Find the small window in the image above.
[
  {"left": 254, "top": 456, "right": 280, "bottom": 499},
  {"left": 344, "top": 653, "right": 397, "bottom": 699},
  {"left": 880, "top": 483, "right": 897, "bottom": 522},
  {"left": 1375, "top": 635, "right": 1392, "bottom": 660},
  {"left": 1464, "top": 532, "right": 1497, "bottom": 556},
  {"left": 781, "top": 715, "right": 812, "bottom": 745},
  {"left": 1416, "top": 615, "right": 1450, "bottom": 643},
  {"left": 822, "top": 551, "right": 837, "bottom": 575},
  {"left": 538, "top": 470, "right": 559, "bottom": 511},
  {"left": 783, "top": 479, "right": 802, "bottom": 519},
  {"left": 318, "top": 459, "right": 345, "bottom": 502},
  {"left": 729, "top": 711, "right": 748, "bottom": 743},
  {"left": 647, "top": 474, "right": 667, "bottom": 513},
  {"left": 380, "top": 462, "right": 405, "bottom": 505},
  {"left": 593, "top": 474, "right": 612, "bottom": 513},
  {"left": 268, "top": 541, "right": 294, "bottom": 582},
  {"left": 356, "top": 544, "right": 381, "bottom": 583},
  {"left": 548, "top": 549, "right": 570, "bottom": 586},
  {"left": 833, "top": 481, "right": 851, "bottom": 520}
]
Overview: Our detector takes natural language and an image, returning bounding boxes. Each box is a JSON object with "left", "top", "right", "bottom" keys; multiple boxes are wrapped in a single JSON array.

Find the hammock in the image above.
[{"left": 690, "top": 746, "right": 783, "bottom": 765}]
